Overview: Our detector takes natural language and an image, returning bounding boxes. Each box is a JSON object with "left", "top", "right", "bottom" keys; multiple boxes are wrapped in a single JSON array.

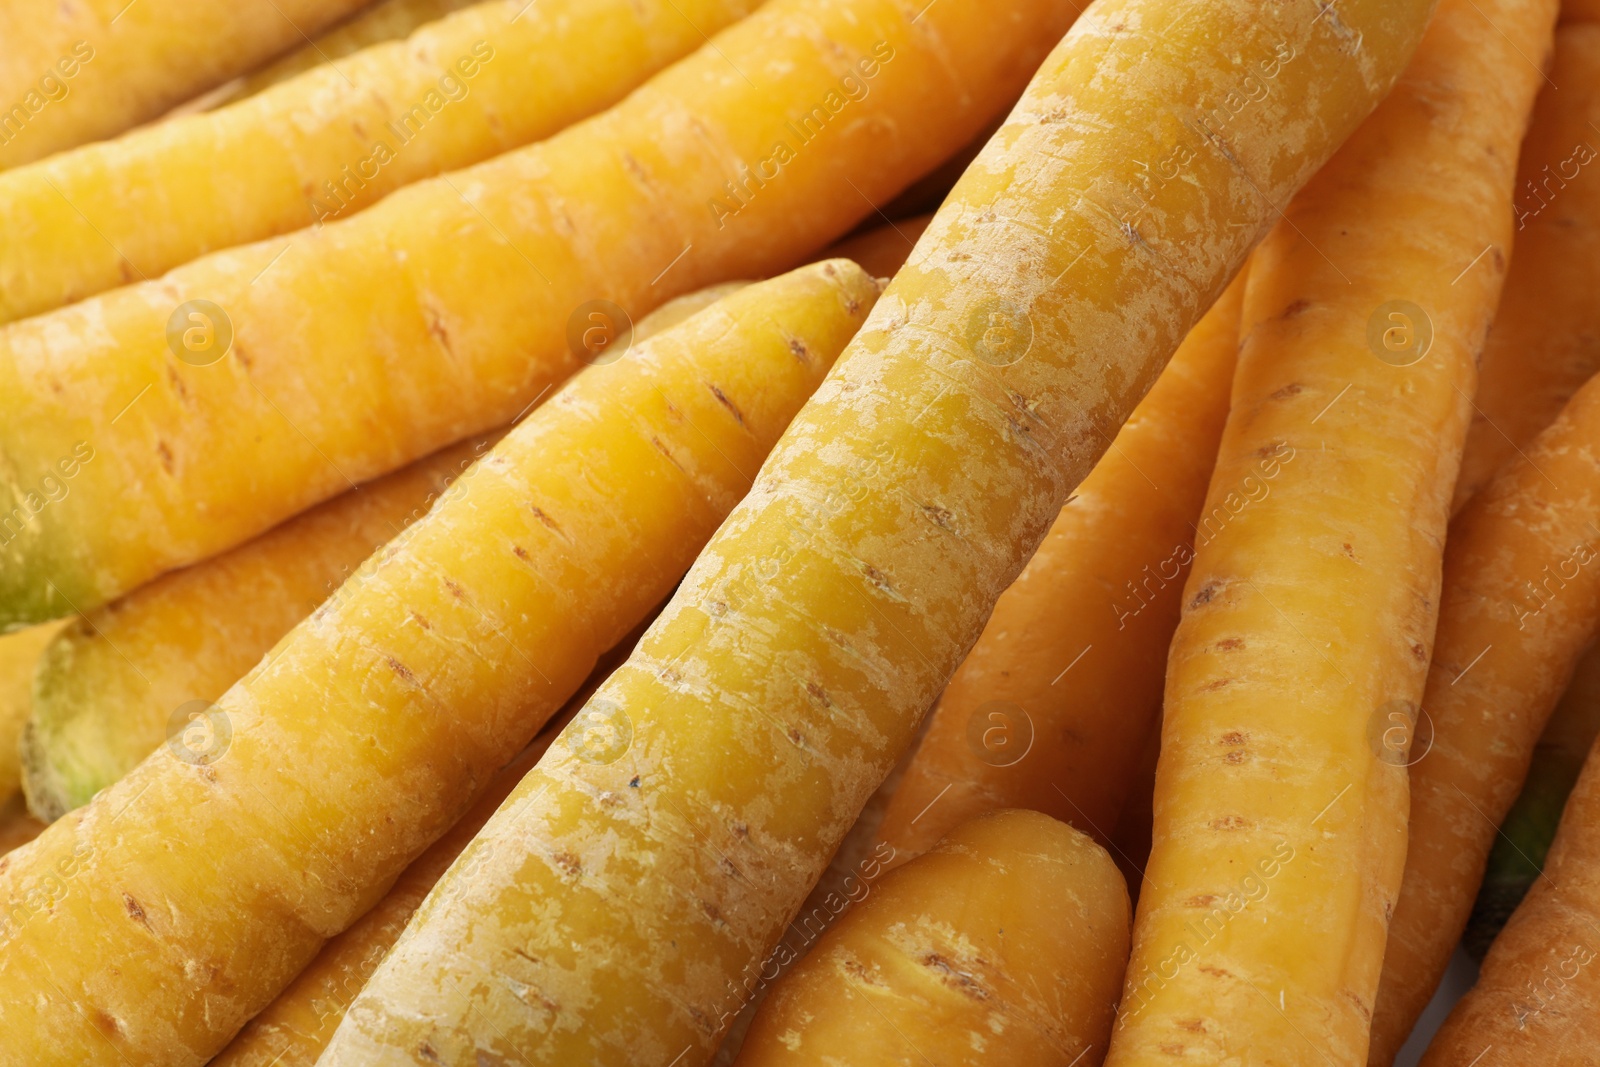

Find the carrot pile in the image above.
[{"left": 8, "top": 0, "right": 1600, "bottom": 1064}]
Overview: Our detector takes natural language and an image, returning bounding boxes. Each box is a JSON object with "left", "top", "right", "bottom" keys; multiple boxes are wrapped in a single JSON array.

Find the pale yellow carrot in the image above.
[
  {"left": 0, "top": 0, "right": 1059, "bottom": 629},
  {"left": 0, "top": 0, "right": 370, "bottom": 168},
  {"left": 875, "top": 268, "right": 1243, "bottom": 865},
  {"left": 0, "top": 0, "right": 764, "bottom": 326},
  {"left": 316, "top": 2, "right": 1437, "bottom": 1063},
  {"left": 0, "top": 261, "right": 878, "bottom": 1066}
]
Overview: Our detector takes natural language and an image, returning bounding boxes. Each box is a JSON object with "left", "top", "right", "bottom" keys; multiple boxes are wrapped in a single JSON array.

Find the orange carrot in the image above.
[
  {"left": 1451, "top": 23, "right": 1600, "bottom": 511},
  {"left": 1111, "top": 0, "right": 1556, "bottom": 1060},
  {"left": 1417, "top": 729, "right": 1600, "bottom": 1066},
  {"left": 1370, "top": 320, "right": 1600, "bottom": 1062}
]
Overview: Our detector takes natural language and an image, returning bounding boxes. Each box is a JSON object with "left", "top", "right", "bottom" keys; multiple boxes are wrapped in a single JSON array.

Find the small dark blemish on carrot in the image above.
[
  {"left": 629, "top": 776, "right": 640, "bottom": 788},
  {"left": 444, "top": 578, "right": 467, "bottom": 600},
  {"left": 1216, "top": 638, "right": 1244, "bottom": 651},
  {"left": 123, "top": 893, "right": 150, "bottom": 929},
  {"left": 553, "top": 851, "right": 583, "bottom": 878},
  {"left": 512, "top": 545, "right": 531, "bottom": 562},
  {"left": 1270, "top": 383, "right": 1303, "bottom": 400},
  {"left": 155, "top": 440, "right": 175, "bottom": 475},
  {"left": 1209, "top": 815, "right": 1249, "bottom": 831},
  {"left": 1281, "top": 298, "right": 1312, "bottom": 319},
  {"left": 1191, "top": 584, "right": 1217, "bottom": 608},
  {"left": 788, "top": 337, "right": 812, "bottom": 364},
  {"left": 708, "top": 383, "right": 744, "bottom": 425},
  {"left": 388, "top": 658, "right": 418, "bottom": 685},
  {"left": 651, "top": 435, "right": 687, "bottom": 473},
  {"left": 805, "top": 681, "right": 832, "bottom": 708},
  {"left": 528, "top": 505, "right": 561, "bottom": 533}
]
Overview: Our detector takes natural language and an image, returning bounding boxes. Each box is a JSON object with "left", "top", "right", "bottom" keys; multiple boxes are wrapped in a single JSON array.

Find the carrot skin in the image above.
[
  {"left": 314, "top": 3, "right": 1436, "bottom": 1064},
  {"left": 0, "top": 0, "right": 764, "bottom": 326},
  {"left": 1109, "top": 0, "right": 1556, "bottom": 1062},
  {"left": 875, "top": 268, "right": 1242, "bottom": 865},
  {"left": 733, "top": 810, "right": 1130, "bottom": 1067},
  {"left": 20, "top": 435, "right": 495, "bottom": 821},
  {"left": 0, "top": 0, "right": 370, "bottom": 168},
  {"left": 1451, "top": 24, "right": 1600, "bottom": 511},
  {"left": 0, "top": 261, "right": 879, "bottom": 1066},
  {"left": 1418, "top": 728, "right": 1600, "bottom": 1066},
  {"left": 1370, "top": 339, "right": 1600, "bottom": 1061},
  {"left": 0, "top": 0, "right": 1063, "bottom": 630},
  {"left": 196, "top": 0, "right": 487, "bottom": 112}
]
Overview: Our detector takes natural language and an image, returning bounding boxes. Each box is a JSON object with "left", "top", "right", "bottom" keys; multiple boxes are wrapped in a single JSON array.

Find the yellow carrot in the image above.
[
  {"left": 0, "top": 261, "right": 879, "bottom": 1066},
  {"left": 207, "top": 733, "right": 554, "bottom": 1067},
  {"left": 1368, "top": 325, "right": 1600, "bottom": 1061},
  {"left": 18, "top": 273, "right": 718, "bottom": 821},
  {"left": 875, "top": 268, "right": 1242, "bottom": 865},
  {"left": 209, "top": 607, "right": 660, "bottom": 1067},
  {"left": 195, "top": 0, "right": 485, "bottom": 113},
  {"left": 1108, "top": 1, "right": 1556, "bottom": 1062},
  {"left": 20, "top": 435, "right": 493, "bottom": 822},
  {"left": 0, "top": 0, "right": 370, "bottom": 169},
  {"left": 0, "top": 0, "right": 764, "bottom": 326},
  {"left": 733, "top": 810, "right": 1130, "bottom": 1067},
  {"left": 1450, "top": 23, "right": 1600, "bottom": 511},
  {"left": 0, "top": 622, "right": 63, "bottom": 802},
  {"left": 1417, "top": 730, "right": 1600, "bottom": 1067},
  {"left": 317, "top": 3, "right": 1435, "bottom": 1064},
  {"left": 0, "top": 0, "right": 1063, "bottom": 631}
]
